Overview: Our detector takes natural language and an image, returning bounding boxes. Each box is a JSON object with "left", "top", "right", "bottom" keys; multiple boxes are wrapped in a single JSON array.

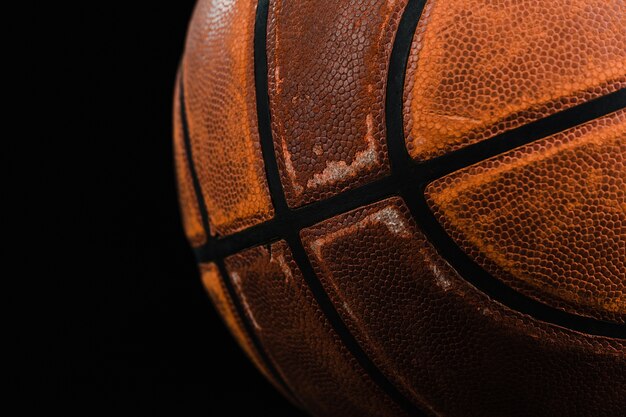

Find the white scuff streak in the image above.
[
  {"left": 431, "top": 263, "right": 451, "bottom": 290},
  {"left": 306, "top": 114, "right": 379, "bottom": 189},
  {"left": 342, "top": 302, "right": 357, "bottom": 322},
  {"left": 281, "top": 139, "right": 304, "bottom": 195},
  {"left": 310, "top": 206, "right": 410, "bottom": 259},
  {"left": 274, "top": 253, "right": 293, "bottom": 283},
  {"left": 274, "top": 65, "right": 283, "bottom": 94},
  {"left": 370, "top": 207, "right": 411, "bottom": 238},
  {"left": 309, "top": 239, "right": 325, "bottom": 261},
  {"left": 423, "top": 252, "right": 452, "bottom": 291},
  {"left": 205, "top": 0, "right": 233, "bottom": 26},
  {"left": 230, "top": 272, "right": 261, "bottom": 331}
]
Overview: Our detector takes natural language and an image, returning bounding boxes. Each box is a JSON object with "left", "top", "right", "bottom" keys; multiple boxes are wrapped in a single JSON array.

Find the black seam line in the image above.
[
  {"left": 178, "top": 75, "right": 298, "bottom": 401},
  {"left": 254, "top": 0, "right": 289, "bottom": 215},
  {"left": 194, "top": 87, "right": 626, "bottom": 264},
  {"left": 252, "top": 1, "right": 429, "bottom": 415},
  {"left": 285, "top": 232, "right": 430, "bottom": 416},
  {"left": 213, "top": 259, "right": 300, "bottom": 405},
  {"left": 409, "top": 90, "right": 626, "bottom": 184},
  {"left": 193, "top": 0, "right": 626, "bottom": 339},
  {"left": 385, "top": 15, "right": 626, "bottom": 340},
  {"left": 193, "top": 175, "right": 399, "bottom": 260},
  {"left": 385, "top": 0, "right": 626, "bottom": 339},
  {"left": 178, "top": 76, "right": 211, "bottom": 236}
]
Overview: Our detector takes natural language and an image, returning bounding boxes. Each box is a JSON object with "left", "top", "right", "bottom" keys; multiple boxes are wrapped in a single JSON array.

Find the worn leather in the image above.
[
  {"left": 224, "top": 242, "right": 407, "bottom": 417},
  {"left": 267, "top": 0, "right": 407, "bottom": 207},
  {"left": 301, "top": 197, "right": 626, "bottom": 416},
  {"left": 175, "top": 1, "right": 626, "bottom": 416},
  {"left": 427, "top": 111, "right": 626, "bottom": 324},
  {"left": 199, "top": 262, "right": 294, "bottom": 400},
  {"left": 183, "top": 0, "right": 274, "bottom": 236},
  {"left": 403, "top": 0, "right": 626, "bottom": 161}
]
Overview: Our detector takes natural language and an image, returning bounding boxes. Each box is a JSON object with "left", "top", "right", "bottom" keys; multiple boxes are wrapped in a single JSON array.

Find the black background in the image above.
[{"left": 15, "top": 1, "right": 307, "bottom": 416}]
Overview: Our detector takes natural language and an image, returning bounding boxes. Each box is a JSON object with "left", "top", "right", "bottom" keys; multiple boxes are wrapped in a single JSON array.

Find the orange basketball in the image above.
[{"left": 173, "top": 1, "right": 626, "bottom": 415}]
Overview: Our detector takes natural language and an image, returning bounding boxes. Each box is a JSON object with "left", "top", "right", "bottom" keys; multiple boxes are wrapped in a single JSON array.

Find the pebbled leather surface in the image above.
[
  {"left": 403, "top": 0, "right": 626, "bottom": 161},
  {"left": 267, "top": 0, "right": 407, "bottom": 207},
  {"left": 183, "top": 0, "right": 273, "bottom": 236},
  {"left": 301, "top": 197, "right": 626, "bottom": 417},
  {"left": 426, "top": 110, "right": 626, "bottom": 324},
  {"left": 224, "top": 242, "right": 408, "bottom": 417},
  {"left": 176, "top": 1, "right": 626, "bottom": 416},
  {"left": 173, "top": 78, "right": 206, "bottom": 246},
  {"left": 198, "top": 262, "right": 294, "bottom": 401}
]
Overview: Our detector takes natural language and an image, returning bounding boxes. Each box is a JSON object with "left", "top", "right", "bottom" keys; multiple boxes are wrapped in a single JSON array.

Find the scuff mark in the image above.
[
  {"left": 371, "top": 207, "right": 411, "bottom": 238},
  {"left": 310, "top": 206, "right": 410, "bottom": 260},
  {"left": 430, "top": 263, "right": 452, "bottom": 290},
  {"left": 306, "top": 114, "right": 379, "bottom": 189},
  {"left": 342, "top": 302, "right": 357, "bottom": 322},
  {"left": 274, "top": 65, "right": 283, "bottom": 94},
  {"left": 282, "top": 138, "right": 304, "bottom": 196},
  {"left": 231, "top": 272, "right": 262, "bottom": 331},
  {"left": 275, "top": 253, "right": 293, "bottom": 284},
  {"left": 310, "top": 239, "right": 324, "bottom": 260}
]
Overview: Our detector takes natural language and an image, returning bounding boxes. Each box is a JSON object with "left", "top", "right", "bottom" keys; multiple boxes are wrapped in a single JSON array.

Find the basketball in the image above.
[{"left": 173, "top": 1, "right": 625, "bottom": 415}]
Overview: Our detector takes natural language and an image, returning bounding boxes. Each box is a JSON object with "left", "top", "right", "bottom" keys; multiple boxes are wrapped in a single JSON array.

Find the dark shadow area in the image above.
[{"left": 15, "top": 1, "right": 308, "bottom": 416}]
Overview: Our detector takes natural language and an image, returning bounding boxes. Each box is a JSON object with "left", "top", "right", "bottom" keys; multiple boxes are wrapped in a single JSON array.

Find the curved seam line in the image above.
[
  {"left": 189, "top": 0, "right": 626, "bottom": 368},
  {"left": 252, "top": 0, "right": 430, "bottom": 415},
  {"left": 193, "top": 81, "right": 626, "bottom": 338},
  {"left": 177, "top": 73, "right": 299, "bottom": 403},
  {"left": 382, "top": 2, "right": 626, "bottom": 338}
]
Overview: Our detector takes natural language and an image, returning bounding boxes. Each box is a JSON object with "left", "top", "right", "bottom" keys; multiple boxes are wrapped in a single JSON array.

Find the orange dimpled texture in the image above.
[
  {"left": 426, "top": 110, "right": 626, "bottom": 324},
  {"left": 174, "top": 0, "right": 626, "bottom": 416},
  {"left": 403, "top": 0, "right": 626, "bottom": 161},
  {"left": 182, "top": 0, "right": 274, "bottom": 236}
]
